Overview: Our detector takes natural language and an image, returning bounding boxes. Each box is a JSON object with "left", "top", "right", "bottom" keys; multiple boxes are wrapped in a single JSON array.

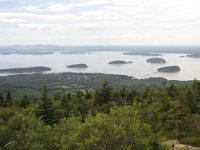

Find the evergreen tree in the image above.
[
  {"left": 0, "top": 93, "right": 4, "bottom": 107},
  {"left": 143, "top": 87, "right": 150, "bottom": 98},
  {"left": 61, "top": 95, "right": 68, "bottom": 106},
  {"left": 5, "top": 91, "right": 12, "bottom": 106},
  {"left": 67, "top": 93, "right": 72, "bottom": 101},
  {"left": 173, "top": 98, "right": 190, "bottom": 139},
  {"left": 192, "top": 79, "right": 198, "bottom": 94},
  {"left": 76, "top": 91, "right": 84, "bottom": 102},
  {"left": 61, "top": 94, "right": 70, "bottom": 117},
  {"left": 126, "top": 90, "right": 138, "bottom": 104},
  {"left": 20, "top": 95, "right": 30, "bottom": 107},
  {"left": 77, "top": 102, "right": 88, "bottom": 122},
  {"left": 167, "top": 83, "right": 178, "bottom": 98},
  {"left": 37, "top": 86, "right": 57, "bottom": 125},
  {"left": 126, "top": 91, "right": 134, "bottom": 104},
  {"left": 95, "top": 81, "right": 112, "bottom": 106},
  {"left": 111, "top": 91, "right": 121, "bottom": 104}
]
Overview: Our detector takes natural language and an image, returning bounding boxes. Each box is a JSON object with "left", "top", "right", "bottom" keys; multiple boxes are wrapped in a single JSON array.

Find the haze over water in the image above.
[{"left": 0, "top": 51, "right": 199, "bottom": 81}]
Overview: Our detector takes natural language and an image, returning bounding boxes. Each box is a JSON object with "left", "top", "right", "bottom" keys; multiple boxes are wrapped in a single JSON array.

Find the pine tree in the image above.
[
  {"left": 77, "top": 102, "right": 88, "bottom": 122},
  {"left": 5, "top": 90, "right": 12, "bottom": 107},
  {"left": 61, "top": 95, "right": 67, "bottom": 106},
  {"left": 67, "top": 93, "right": 72, "bottom": 101},
  {"left": 167, "top": 83, "right": 178, "bottom": 98},
  {"left": 126, "top": 91, "right": 134, "bottom": 104},
  {"left": 95, "top": 81, "right": 112, "bottom": 105},
  {"left": 143, "top": 87, "right": 150, "bottom": 98},
  {"left": 76, "top": 91, "right": 84, "bottom": 102},
  {"left": 0, "top": 93, "right": 4, "bottom": 107},
  {"left": 61, "top": 94, "right": 70, "bottom": 116},
  {"left": 37, "top": 86, "right": 57, "bottom": 125}
]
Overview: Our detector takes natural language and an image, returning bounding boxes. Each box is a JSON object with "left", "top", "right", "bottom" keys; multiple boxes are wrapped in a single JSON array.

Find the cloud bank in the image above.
[{"left": 0, "top": 0, "right": 200, "bottom": 45}]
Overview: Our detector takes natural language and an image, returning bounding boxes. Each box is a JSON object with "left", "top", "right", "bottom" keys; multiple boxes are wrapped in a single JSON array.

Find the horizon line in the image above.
[{"left": 0, "top": 44, "right": 200, "bottom": 47}]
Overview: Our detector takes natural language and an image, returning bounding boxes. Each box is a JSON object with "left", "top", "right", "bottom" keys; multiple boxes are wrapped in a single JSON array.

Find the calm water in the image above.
[{"left": 0, "top": 51, "right": 200, "bottom": 81}]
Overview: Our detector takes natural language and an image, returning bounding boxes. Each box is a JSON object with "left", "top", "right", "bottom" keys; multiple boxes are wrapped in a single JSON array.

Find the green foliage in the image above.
[
  {"left": 110, "top": 91, "right": 122, "bottom": 104},
  {"left": 59, "top": 106, "right": 163, "bottom": 150},
  {"left": 0, "top": 93, "right": 4, "bottom": 107},
  {"left": 180, "top": 136, "right": 200, "bottom": 147},
  {"left": 0, "top": 109, "right": 57, "bottom": 150},
  {"left": 19, "top": 95, "right": 30, "bottom": 108},
  {"left": 167, "top": 83, "right": 178, "bottom": 98},
  {"left": 4, "top": 91, "right": 12, "bottom": 107},
  {"left": 0, "top": 107, "right": 17, "bottom": 123},
  {"left": 77, "top": 102, "right": 88, "bottom": 122},
  {"left": 95, "top": 81, "right": 113, "bottom": 106},
  {"left": 139, "top": 81, "right": 200, "bottom": 146},
  {"left": 0, "top": 79, "right": 200, "bottom": 149},
  {"left": 36, "top": 86, "right": 57, "bottom": 125}
]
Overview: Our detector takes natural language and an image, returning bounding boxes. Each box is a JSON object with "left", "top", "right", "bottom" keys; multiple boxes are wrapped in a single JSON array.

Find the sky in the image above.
[{"left": 0, "top": 0, "right": 200, "bottom": 45}]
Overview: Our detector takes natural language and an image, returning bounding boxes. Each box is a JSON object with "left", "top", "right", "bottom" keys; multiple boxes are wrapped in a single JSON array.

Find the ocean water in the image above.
[{"left": 0, "top": 51, "right": 199, "bottom": 81}]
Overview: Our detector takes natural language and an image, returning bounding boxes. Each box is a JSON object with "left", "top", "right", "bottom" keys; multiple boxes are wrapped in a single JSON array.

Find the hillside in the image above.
[
  {"left": 0, "top": 77, "right": 199, "bottom": 149},
  {"left": 0, "top": 73, "right": 190, "bottom": 98}
]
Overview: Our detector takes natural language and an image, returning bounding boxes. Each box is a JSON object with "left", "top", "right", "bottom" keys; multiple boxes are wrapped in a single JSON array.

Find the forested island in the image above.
[
  {"left": 157, "top": 66, "right": 181, "bottom": 73},
  {"left": 146, "top": 58, "right": 166, "bottom": 64},
  {"left": 109, "top": 60, "right": 132, "bottom": 64},
  {"left": 0, "top": 66, "right": 51, "bottom": 73},
  {"left": 66, "top": 64, "right": 88, "bottom": 68}
]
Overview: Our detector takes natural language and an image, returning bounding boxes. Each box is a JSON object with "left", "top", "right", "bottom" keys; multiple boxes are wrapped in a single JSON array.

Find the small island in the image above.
[
  {"left": 0, "top": 66, "right": 51, "bottom": 73},
  {"left": 157, "top": 66, "right": 181, "bottom": 73},
  {"left": 66, "top": 64, "right": 88, "bottom": 69},
  {"left": 146, "top": 58, "right": 166, "bottom": 64},
  {"left": 109, "top": 60, "right": 132, "bottom": 65}
]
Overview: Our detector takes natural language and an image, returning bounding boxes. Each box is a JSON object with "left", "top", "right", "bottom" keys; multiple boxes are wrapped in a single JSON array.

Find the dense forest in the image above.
[{"left": 0, "top": 79, "right": 200, "bottom": 149}]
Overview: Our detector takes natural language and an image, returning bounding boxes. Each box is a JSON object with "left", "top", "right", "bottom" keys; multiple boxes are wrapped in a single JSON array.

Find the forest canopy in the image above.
[{"left": 0, "top": 79, "right": 200, "bottom": 149}]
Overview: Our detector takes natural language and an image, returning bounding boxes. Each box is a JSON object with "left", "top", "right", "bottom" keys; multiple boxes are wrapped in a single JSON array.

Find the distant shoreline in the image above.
[
  {"left": 0, "top": 66, "right": 51, "bottom": 73},
  {"left": 0, "top": 45, "right": 200, "bottom": 55}
]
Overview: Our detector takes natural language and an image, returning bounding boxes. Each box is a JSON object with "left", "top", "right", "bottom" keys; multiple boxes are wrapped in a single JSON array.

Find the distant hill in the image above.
[{"left": 0, "top": 45, "right": 200, "bottom": 55}]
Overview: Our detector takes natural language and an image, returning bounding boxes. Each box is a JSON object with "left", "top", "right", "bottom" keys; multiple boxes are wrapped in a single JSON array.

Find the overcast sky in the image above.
[{"left": 0, "top": 0, "right": 200, "bottom": 45}]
